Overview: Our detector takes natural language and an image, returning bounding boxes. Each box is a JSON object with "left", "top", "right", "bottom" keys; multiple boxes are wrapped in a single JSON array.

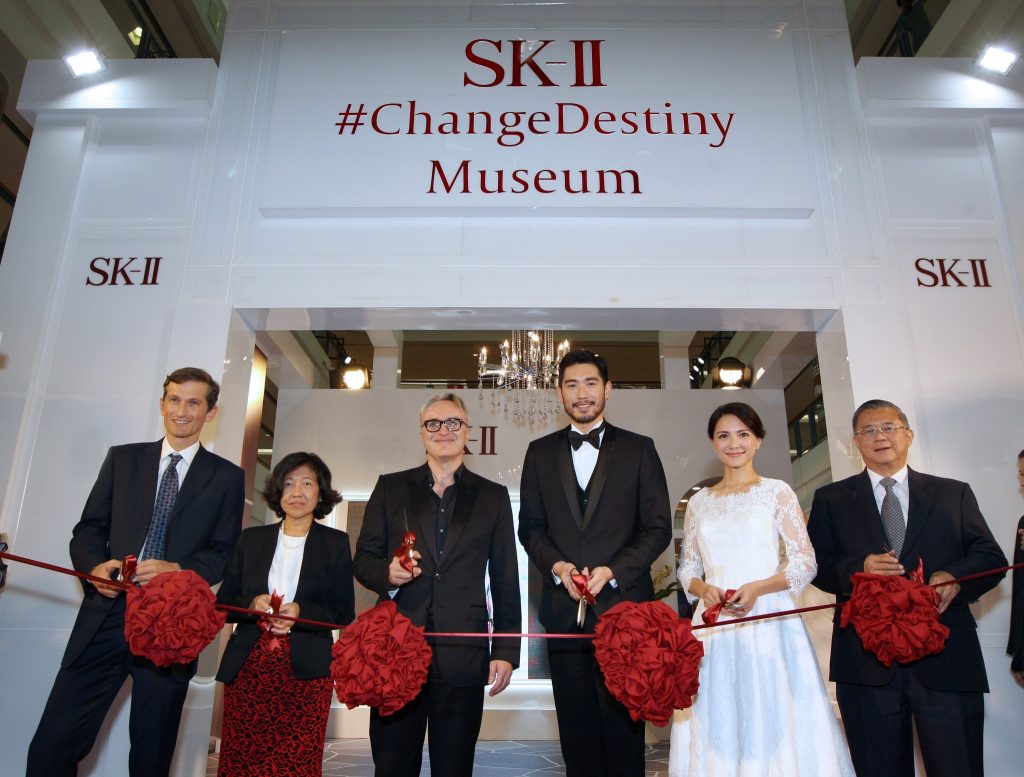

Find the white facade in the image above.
[{"left": 1, "top": 2, "right": 1023, "bottom": 775}]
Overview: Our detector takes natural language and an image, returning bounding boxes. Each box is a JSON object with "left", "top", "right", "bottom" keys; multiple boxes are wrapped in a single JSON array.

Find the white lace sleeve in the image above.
[
  {"left": 773, "top": 482, "right": 817, "bottom": 596},
  {"left": 677, "top": 500, "right": 703, "bottom": 604}
]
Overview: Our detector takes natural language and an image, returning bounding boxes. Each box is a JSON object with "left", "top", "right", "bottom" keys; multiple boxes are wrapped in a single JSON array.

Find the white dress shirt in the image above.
[
  {"left": 570, "top": 423, "right": 605, "bottom": 489},
  {"left": 268, "top": 527, "right": 307, "bottom": 604},
  {"left": 866, "top": 466, "right": 910, "bottom": 526}
]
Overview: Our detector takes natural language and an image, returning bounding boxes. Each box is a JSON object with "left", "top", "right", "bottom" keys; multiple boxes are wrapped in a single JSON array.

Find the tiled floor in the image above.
[{"left": 207, "top": 739, "right": 672, "bottom": 775}]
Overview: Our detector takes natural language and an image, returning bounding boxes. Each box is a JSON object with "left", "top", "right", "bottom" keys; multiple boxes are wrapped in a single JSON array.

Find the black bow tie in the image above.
[{"left": 569, "top": 425, "right": 604, "bottom": 451}]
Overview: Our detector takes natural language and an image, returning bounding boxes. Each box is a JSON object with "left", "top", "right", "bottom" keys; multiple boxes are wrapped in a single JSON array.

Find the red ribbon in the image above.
[{"left": 2, "top": 550, "right": 1021, "bottom": 638}]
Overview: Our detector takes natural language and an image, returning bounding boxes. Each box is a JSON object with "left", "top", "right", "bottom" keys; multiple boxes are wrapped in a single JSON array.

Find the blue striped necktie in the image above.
[{"left": 141, "top": 453, "right": 182, "bottom": 561}]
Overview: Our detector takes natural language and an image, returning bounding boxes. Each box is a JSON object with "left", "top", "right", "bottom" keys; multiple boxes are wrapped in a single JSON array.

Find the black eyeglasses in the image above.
[
  {"left": 422, "top": 417, "right": 468, "bottom": 433},
  {"left": 853, "top": 423, "right": 909, "bottom": 438}
]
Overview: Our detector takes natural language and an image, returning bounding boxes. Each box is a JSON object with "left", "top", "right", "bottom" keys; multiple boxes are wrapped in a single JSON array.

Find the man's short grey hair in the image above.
[
  {"left": 419, "top": 393, "right": 469, "bottom": 421},
  {"left": 851, "top": 399, "right": 910, "bottom": 431}
]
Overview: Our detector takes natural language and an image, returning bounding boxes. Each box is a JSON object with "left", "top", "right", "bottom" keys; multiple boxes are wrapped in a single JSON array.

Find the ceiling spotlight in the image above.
[
  {"left": 712, "top": 356, "right": 752, "bottom": 390},
  {"left": 977, "top": 45, "right": 1018, "bottom": 74},
  {"left": 342, "top": 367, "right": 368, "bottom": 390},
  {"left": 64, "top": 49, "right": 106, "bottom": 78}
]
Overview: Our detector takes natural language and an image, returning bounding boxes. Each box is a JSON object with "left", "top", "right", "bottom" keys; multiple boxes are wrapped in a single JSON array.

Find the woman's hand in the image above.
[
  {"left": 250, "top": 593, "right": 273, "bottom": 612},
  {"left": 695, "top": 581, "right": 727, "bottom": 609},
  {"left": 270, "top": 602, "right": 300, "bottom": 635},
  {"left": 724, "top": 582, "right": 763, "bottom": 617}
]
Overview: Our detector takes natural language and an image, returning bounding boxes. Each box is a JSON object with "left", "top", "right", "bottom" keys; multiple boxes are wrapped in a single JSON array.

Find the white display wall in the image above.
[{"left": 0, "top": 2, "right": 1023, "bottom": 775}]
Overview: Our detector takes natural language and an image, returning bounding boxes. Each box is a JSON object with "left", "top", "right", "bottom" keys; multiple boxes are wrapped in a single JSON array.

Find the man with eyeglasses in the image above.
[
  {"left": 807, "top": 399, "right": 1006, "bottom": 777},
  {"left": 353, "top": 393, "right": 521, "bottom": 777}
]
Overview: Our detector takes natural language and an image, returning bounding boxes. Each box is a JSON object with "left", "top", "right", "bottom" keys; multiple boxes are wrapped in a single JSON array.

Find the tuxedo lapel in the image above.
[
  {"left": 555, "top": 429, "right": 584, "bottom": 530},
  {"left": 582, "top": 425, "right": 616, "bottom": 528},
  {"left": 439, "top": 471, "right": 478, "bottom": 568},
  {"left": 903, "top": 468, "right": 934, "bottom": 558},
  {"left": 852, "top": 471, "right": 890, "bottom": 552},
  {"left": 169, "top": 446, "right": 215, "bottom": 523},
  {"left": 405, "top": 471, "right": 438, "bottom": 567}
]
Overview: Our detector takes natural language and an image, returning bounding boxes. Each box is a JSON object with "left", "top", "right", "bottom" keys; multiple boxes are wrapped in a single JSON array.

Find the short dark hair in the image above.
[
  {"left": 163, "top": 367, "right": 220, "bottom": 409},
  {"left": 851, "top": 399, "right": 909, "bottom": 432},
  {"left": 558, "top": 349, "right": 609, "bottom": 384},
  {"left": 262, "top": 452, "right": 342, "bottom": 520},
  {"left": 1018, "top": 449, "right": 1024, "bottom": 462},
  {"left": 707, "top": 402, "right": 766, "bottom": 440}
]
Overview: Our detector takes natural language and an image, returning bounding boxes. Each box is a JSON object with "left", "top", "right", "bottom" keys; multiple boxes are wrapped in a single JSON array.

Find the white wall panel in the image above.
[
  {"left": 870, "top": 122, "right": 995, "bottom": 223},
  {"left": 78, "top": 121, "right": 205, "bottom": 226}
]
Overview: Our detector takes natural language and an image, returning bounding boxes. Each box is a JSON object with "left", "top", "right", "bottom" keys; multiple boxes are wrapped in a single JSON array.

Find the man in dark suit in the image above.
[
  {"left": 353, "top": 393, "right": 521, "bottom": 777},
  {"left": 518, "top": 349, "right": 672, "bottom": 777},
  {"left": 27, "top": 367, "right": 244, "bottom": 777},
  {"left": 1007, "top": 448, "right": 1024, "bottom": 687},
  {"left": 807, "top": 399, "right": 1006, "bottom": 777}
]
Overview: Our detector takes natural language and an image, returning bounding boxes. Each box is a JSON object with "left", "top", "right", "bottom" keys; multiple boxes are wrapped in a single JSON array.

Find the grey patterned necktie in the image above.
[
  {"left": 141, "top": 453, "right": 183, "bottom": 561},
  {"left": 880, "top": 477, "right": 906, "bottom": 556}
]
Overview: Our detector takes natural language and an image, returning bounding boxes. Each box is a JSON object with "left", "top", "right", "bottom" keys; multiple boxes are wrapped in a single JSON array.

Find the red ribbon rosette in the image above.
[
  {"left": 700, "top": 589, "right": 737, "bottom": 625},
  {"left": 593, "top": 600, "right": 704, "bottom": 726},
  {"left": 124, "top": 569, "right": 226, "bottom": 667},
  {"left": 840, "top": 560, "right": 949, "bottom": 667},
  {"left": 331, "top": 600, "right": 432, "bottom": 716},
  {"left": 393, "top": 530, "right": 418, "bottom": 573}
]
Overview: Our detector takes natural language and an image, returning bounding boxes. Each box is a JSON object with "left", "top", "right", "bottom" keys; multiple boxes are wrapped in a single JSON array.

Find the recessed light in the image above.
[
  {"left": 977, "top": 45, "right": 1018, "bottom": 74},
  {"left": 64, "top": 49, "right": 106, "bottom": 78}
]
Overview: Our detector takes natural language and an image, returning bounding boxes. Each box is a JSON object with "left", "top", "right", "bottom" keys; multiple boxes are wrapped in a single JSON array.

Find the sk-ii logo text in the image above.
[
  {"left": 86, "top": 257, "right": 163, "bottom": 286},
  {"left": 914, "top": 258, "right": 991, "bottom": 288},
  {"left": 464, "top": 39, "right": 605, "bottom": 87}
]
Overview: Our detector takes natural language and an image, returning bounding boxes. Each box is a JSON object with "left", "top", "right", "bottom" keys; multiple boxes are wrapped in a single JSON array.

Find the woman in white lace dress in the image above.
[{"left": 670, "top": 402, "right": 854, "bottom": 777}]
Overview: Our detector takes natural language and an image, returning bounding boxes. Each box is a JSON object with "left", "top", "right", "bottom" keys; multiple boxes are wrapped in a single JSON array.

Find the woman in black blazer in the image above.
[{"left": 216, "top": 452, "right": 355, "bottom": 776}]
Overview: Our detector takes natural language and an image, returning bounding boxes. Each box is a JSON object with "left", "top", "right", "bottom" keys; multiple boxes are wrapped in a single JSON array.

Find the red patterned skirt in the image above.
[{"left": 218, "top": 632, "right": 333, "bottom": 776}]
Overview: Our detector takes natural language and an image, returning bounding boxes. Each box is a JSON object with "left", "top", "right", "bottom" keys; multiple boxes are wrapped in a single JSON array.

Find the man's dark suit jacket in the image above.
[
  {"left": 518, "top": 423, "right": 672, "bottom": 632},
  {"left": 216, "top": 521, "right": 355, "bottom": 683},
  {"left": 1007, "top": 514, "right": 1024, "bottom": 672},
  {"left": 65, "top": 440, "right": 244, "bottom": 667},
  {"left": 353, "top": 464, "right": 521, "bottom": 686},
  {"left": 808, "top": 468, "right": 1006, "bottom": 692}
]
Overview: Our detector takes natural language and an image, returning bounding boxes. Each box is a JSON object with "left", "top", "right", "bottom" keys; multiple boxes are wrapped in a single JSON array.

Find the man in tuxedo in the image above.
[
  {"left": 807, "top": 399, "right": 1006, "bottom": 777},
  {"left": 353, "top": 393, "right": 521, "bottom": 777},
  {"left": 27, "top": 367, "right": 244, "bottom": 777},
  {"left": 518, "top": 349, "right": 672, "bottom": 777}
]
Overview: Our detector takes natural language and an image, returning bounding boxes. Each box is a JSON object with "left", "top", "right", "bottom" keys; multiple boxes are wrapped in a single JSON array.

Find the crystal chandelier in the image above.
[{"left": 477, "top": 330, "right": 570, "bottom": 420}]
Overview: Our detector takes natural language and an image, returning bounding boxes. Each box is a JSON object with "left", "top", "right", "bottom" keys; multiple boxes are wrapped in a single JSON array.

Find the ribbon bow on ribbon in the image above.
[
  {"left": 571, "top": 572, "right": 596, "bottom": 628},
  {"left": 700, "top": 589, "right": 738, "bottom": 625},
  {"left": 259, "top": 590, "right": 286, "bottom": 650},
  {"left": 393, "top": 530, "right": 418, "bottom": 572}
]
